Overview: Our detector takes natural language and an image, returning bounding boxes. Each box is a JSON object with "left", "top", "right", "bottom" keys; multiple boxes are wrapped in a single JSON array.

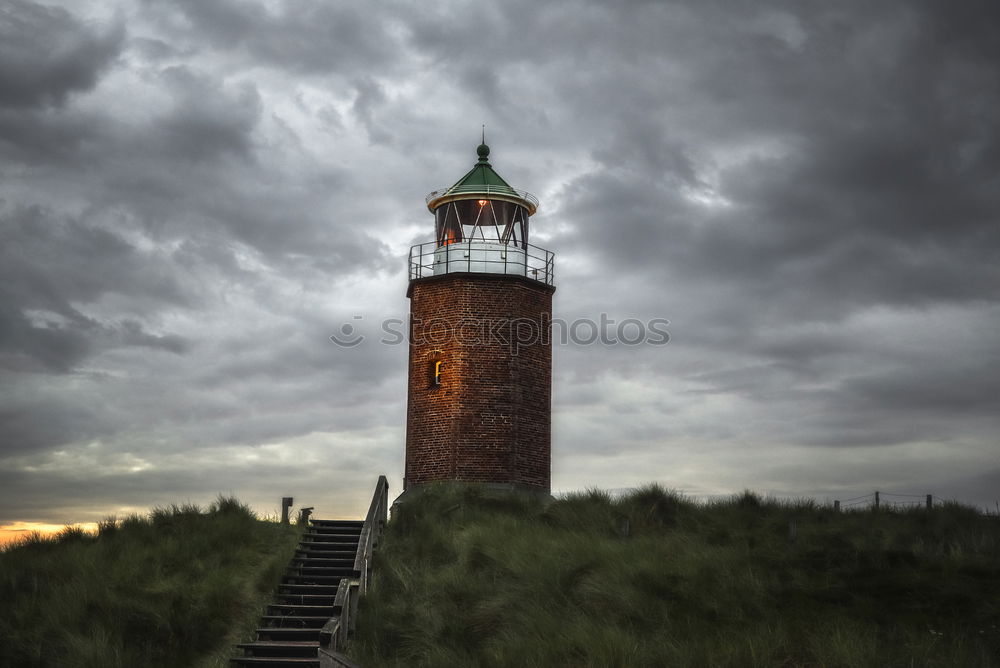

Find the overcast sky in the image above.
[{"left": 2, "top": 0, "right": 998, "bottom": 533}]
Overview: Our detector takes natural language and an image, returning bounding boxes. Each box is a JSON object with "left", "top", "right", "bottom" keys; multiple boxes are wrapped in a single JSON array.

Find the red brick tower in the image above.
[{"left": 403, "top": 142, "right": 555, "bottom": 496}]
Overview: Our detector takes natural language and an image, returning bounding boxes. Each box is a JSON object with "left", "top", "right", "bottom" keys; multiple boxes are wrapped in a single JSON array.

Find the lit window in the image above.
[{"left": 432, "top": 360, "right": 443, "bottom": 386}]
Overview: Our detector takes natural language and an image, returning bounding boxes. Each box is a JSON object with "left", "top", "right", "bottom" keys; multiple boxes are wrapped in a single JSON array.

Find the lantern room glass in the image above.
[{"left": 434, "top": 198, "right": 530, "bottom": 248}]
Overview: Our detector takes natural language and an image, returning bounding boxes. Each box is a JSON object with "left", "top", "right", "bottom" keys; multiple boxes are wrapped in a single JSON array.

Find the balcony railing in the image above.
[{"left": 408, "top": 240, "right": 555, "bottom": 286}]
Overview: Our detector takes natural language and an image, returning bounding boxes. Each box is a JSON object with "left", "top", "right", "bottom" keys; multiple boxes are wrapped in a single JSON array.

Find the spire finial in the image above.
[{"left": 476, "top": 125, "right": 490, "bottom": 163}]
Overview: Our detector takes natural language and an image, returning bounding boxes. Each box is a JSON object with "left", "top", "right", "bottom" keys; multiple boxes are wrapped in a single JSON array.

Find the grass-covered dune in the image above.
[
  {"left": 0, "top": 497, "right": 301, "bottom": 668},
  {"left": 352, "top": 485, "right": 1000, "bottom": 667}
]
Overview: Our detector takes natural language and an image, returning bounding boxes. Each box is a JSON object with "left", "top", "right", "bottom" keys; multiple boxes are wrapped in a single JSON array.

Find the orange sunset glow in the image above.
[{"left": 0, "top": 522, "right": 99, "bottom": 548}]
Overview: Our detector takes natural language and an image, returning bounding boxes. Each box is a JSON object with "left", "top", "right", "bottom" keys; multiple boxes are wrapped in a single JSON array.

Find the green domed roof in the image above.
[{"left": 425, "top": 144, "right": 538, "bottom": 214}]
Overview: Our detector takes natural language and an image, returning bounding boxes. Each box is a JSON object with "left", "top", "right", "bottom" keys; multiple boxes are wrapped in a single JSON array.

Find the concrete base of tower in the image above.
[{"left": 392, "top": 480, "right": 554, "bottom": 510}]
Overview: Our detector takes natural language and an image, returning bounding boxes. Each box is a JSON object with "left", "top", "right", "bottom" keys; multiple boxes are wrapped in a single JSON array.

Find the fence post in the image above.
[
  {"left": 874, "top": 491, "right": 880, "bottom": 510},
  {"left": 281, "top": 497, "right": 293, "bottom": 524},
  {"left": 926, "top": 494, "right": 933, "bottom": 510},
  {"left": 834, "top": 500, "right": 840, "bottom": 512}
]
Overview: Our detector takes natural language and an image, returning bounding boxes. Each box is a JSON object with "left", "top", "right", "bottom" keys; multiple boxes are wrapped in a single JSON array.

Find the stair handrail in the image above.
[
  {"left": 319, "top": 579, "right": 352, "bottom": 650},
  {"left": 319, "top": 475, "right": 388, "bottom": 659},
  {"left": 353, "top": 475, "right": 389, "bottom": 596}
]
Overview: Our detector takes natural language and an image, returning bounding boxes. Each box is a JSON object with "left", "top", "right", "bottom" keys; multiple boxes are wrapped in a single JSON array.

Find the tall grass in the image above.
[
  {"left": 351, "top": 484, "right": 1000, "bottom": 667},
  {"left": 0, "top": 496, "right": 302, "bottom": 668}
]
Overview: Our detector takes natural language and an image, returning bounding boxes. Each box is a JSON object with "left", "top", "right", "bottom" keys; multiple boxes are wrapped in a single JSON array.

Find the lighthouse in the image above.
[{"left": 403, "top": 141, "right": 555, "bottom": 497}]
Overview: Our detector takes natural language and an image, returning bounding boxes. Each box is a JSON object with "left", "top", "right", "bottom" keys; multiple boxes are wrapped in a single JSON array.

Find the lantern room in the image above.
[{"left": 409, "top": 143, "right": 554, "bottom": 285}]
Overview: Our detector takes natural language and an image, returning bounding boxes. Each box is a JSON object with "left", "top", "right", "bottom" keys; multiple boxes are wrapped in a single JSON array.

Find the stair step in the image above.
[
  {"left": 236, "top": 640, "right": 319, "bottom": 658},
  {"left": 299, "top": 542, "right": 358, "bottom": 550},
  {"left": 285, "top": 568, "right": 355, "bottom": 577},
  {"left": 290, "top": 558, "right": 355, "bottom": 566},
  {"left": 268, "top": 604, "right": 336, "bottom": 615},
  {"left": 261, "top": 615, "right": 331, "bottom": 627},
  {"left": 230, "top": 658, "right": 319, "bottom": 666},
  {"left": 282, "top": 578, "right": 349, "bottom": 588},
  {"left": 275, "top": 597, "right": 336, "bottom": 607},
  {"left": 299, "top": 543, "right": 358, "bottom": 551},
  {"left": 279, "top": 584, "right": 341, "bottom": 594},
  {"left": 302, "top": 532, "right": 360, "bottom": 541},
  {"left": 256, "top": 627, "right": 322, "bottom": 640},
  {"left": 295, "top": 550, "right": 357, "bottom": 558},
  {"left": 310, "top": 520, "right": 363, "bottom": 528},
  {"left": 282, "top": 570, "right": 349, "bottom": 580}
]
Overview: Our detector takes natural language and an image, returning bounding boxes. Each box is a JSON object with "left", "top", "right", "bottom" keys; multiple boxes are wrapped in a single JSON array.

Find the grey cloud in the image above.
[
  {"left": 0, "top": 0, "right": 124, "bottom": 109},
  {"left": 0, "top": 303, "right": 96, "bottom": 373},
  {"left": 0, "top": 377, "right": 115, "bottom": 455},
  {"left": 0, "top": 205, "right": 192, "bottom": 312},
  {"left": 2, "top": 0, "right": 999, "bottom": 524},
  {"left": 0, "top": 304, "right": 188, "bottom": 374},
  {"left": 0, "top": 105, "right": 106, "bottom": 166},
  {"left": 0, "top": 205, "right": 195, "bottom": 378},
  {"left": 838, "top": 361, "right": 1000, "bottom": 420},
  {"left": 0, "top": 438, "right": 398, "bottom": 524},
  {"left": 154, "top": 66, "right": 262, "bottom": 163},
  {"left": 940, "top": 468, "right": 1000, "bottom": 510},
  {"left": 117, "top": 319, "right": 188, "bottom": 355},
  {"left": 352, "top": 77, "right": 392, "bottom": 146},
  {"left": 140, "top": 0, "right": 410, "bottom": 75}
]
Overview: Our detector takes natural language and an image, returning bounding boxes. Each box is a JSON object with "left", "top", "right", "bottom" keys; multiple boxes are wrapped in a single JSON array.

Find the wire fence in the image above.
[
  {"left": 833, "top": 491, "right": 935, "bottom": 511},
  {"left": 580, "top": 488, "right": 952, "bottom": 513}
]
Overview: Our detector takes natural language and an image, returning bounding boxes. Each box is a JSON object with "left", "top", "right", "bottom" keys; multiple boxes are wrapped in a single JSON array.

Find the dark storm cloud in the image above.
[
  {"left": 0, "top": 373, "right": 116, "bottom": 455},
  {"left": 0, "top": 106, "right": 105, "bottom": 166},
  {"left": 352, "top": 77, "right": 392, "bottom": 145},
  {"left": 0, "top": 0, "right": 124, "bottom": 109},
  {"left": 0, "top": 205, "right": 192, "bottom": 373},
  {"left": 139, "top": 0, "right": 408, "bottom": 75},
  {"left": 1, "top": 0, "right": 999, "bottom": 524},
  {"left": 547, "top": 0, "right": 1000, "bottom": 415},
  {"left": 153, "top": 66, "right": 261, "bottom": 162},
  {"left": 838, "top": 360, "right": 1000, "bottom": 421},
  {"left": 0, "top": 206, "right": 191, "bottom": 312}
]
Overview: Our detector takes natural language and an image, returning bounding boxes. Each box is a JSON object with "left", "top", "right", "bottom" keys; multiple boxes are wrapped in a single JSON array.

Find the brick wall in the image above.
[{"left": 404, "top": 273, "right": 554, "bottom": 493}]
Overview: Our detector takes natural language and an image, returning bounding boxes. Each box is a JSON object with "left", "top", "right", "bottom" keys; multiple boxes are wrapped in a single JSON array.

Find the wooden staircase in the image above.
[
  {"left": 231, "top": 519, "right": 363, "bottom": 667},
  {"left": 231, "top": 477, "right": 388, "bottom": 668}
]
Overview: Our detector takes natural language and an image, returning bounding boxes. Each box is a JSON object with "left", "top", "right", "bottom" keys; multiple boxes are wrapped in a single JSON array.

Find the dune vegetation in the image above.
[
  {"left": 0, "top": 497, "right": 301, "bottom": 668},
  {"left": 351, "top": 484, "right": 1000, "bottom": 667}
]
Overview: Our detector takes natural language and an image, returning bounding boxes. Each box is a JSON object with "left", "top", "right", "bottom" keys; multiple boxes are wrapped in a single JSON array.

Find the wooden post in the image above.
[
  {"left": 788, "top": 520, "right": 798, "bottom": 543},
  {"left": 874, "top": 491, "right": 880, "bottom": 510},
  {"left": 834, "top": 500, "right": 840, "bottom": 512},
  {"left": 281, "top": 497, "right": 293, "bottom": 524},
  {"left": 926, "top": 494, "right": 932, "bottom": 510}
]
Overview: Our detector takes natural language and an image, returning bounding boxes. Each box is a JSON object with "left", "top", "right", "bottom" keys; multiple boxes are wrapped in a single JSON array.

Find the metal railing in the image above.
[
  {"left": 425, "top": 185, "right": 539, "bottom": 210},
  {"left": 408, "top": 240, "right": 555, "bottom": 286}
]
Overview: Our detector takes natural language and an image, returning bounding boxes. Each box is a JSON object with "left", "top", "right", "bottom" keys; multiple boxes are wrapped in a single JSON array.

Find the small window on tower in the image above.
[{"left": 432, "top": 360, "right": 444, "bottom": 386}]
